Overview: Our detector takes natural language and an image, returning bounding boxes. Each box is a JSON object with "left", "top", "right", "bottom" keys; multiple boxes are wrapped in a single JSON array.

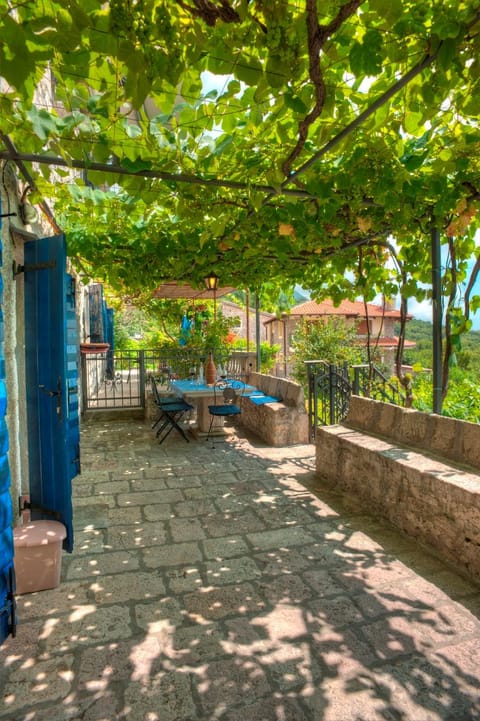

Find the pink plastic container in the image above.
[{"left": 13, "top": 520, "right": 66, "bottom": 595}]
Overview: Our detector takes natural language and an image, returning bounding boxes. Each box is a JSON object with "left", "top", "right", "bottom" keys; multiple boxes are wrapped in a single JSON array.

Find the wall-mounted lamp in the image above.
[
  {"left": 19, "top": 202, "right": 38, "bottom": 226},
  {"left": 19, "top": 184, "right": 38, "bottom": 226},
  {"left": 204, "top": 271, "right": 220, "bottom": 320}
]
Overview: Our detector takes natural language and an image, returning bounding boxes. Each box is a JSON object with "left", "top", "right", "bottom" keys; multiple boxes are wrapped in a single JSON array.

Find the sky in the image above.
[
  {"left": 409, "top": 297, "right": 480, "bottom": 330},
  {"left": 404, "top": 242, "right": 480, "bottom": 330}
]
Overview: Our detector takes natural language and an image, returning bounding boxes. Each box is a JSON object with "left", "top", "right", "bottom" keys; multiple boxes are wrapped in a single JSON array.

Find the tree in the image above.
[{"left": 290, "top": 317, "right": 365, "bottom": 389}]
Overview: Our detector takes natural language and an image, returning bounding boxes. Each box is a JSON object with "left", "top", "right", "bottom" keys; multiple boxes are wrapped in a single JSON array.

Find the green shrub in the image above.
[
  {"left": 260, "top": 342, "right": 280, "bottom": 373},
  {"left": 412, "top": 368, "right": 480, "bottom": 423},
  {"left": 290, "top": 317, "right": 365, "bottom": 389}
]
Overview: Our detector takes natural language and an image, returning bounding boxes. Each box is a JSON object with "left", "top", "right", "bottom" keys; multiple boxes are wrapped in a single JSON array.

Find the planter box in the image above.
[
  {"left": 13, "top": 520, "right": 66, "bottom": 595},
  {"left": 80, "top": 343, "right": 110, "bottom": 354}
]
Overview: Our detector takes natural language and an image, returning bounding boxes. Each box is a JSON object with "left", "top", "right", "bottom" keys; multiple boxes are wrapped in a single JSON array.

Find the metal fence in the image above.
[
  {"left": 81, "top": 349, "right": 146, "bottom": 410},
  {"left": 81, "top": 348, "right": 257, "bottom": 411},
  {"left": 306, "top": 361, "right": 404, "bottom": 441}
]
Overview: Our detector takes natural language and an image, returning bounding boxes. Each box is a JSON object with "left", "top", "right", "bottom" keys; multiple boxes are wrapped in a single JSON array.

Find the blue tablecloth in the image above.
[{"left": 171, "top": 380, "right": 256, "bottom": 395}]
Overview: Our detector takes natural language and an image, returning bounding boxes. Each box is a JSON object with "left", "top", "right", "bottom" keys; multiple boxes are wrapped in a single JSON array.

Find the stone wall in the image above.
[
  {"left": 240, "top": 372, "right": 309, "bottom": 446},
  {"left": 315, "top": 396, "right": 480, "bottom": 582},
  {"left": 346, "top": 395, "right": 480, "bottom": 469}
]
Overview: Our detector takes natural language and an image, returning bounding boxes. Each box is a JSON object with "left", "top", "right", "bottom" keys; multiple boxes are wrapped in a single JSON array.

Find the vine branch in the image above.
[
  {"left": 175, "top": 0, "right": 240, "bottom": 25},
  {"left": 281, "top": 0, "right": 363, "bottom": 179}
]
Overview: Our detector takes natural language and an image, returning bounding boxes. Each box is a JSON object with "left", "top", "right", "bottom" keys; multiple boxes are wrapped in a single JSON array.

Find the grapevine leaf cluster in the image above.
[{"left": 0, "top": 0, "right": 478, "bottom": 333}]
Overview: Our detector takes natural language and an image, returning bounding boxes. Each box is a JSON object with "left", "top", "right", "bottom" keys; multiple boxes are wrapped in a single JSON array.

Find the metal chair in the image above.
[
  {"left": 150, "top": 376, "right": 193, "bottom": 444},
  {"left": 206, "top": 379, "right": 244, "bottom": 447},
  {"left": 150, "top": 375, "right": 177, "bottom": 424}
]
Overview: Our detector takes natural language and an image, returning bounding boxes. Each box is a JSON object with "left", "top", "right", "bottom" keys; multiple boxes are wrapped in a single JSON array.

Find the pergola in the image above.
[
  {"left": 0, "top": 2, "right": 479, "bottom": 413},
  {"left": 153, "top": 281, "right": 263, "bottom": 366},
  {"left": 152, "top": 282, "right": 235, "bottom": 302}
]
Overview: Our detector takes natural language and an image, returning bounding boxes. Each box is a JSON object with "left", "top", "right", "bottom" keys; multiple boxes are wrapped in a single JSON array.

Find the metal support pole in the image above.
[
  {"left": 305, "top": 361, "right": 315, "bottom": 442},
  {"left": 431, "top": 227, "right": 443, "bottom": 414},
  {"left": 139, "top": 350, "right": 146, "bottom": 409},
  {"left": 281, "top": 313, "right": 288, "bottom": 377},
  {"left": 255, "top": 293, "right": 261, "bottom": 372},
  {"left": 245, "top": 289, "right": 250, "bottom": 352},
  {"left": 329, "top": 364, "right": 336, "bottom": 425}
]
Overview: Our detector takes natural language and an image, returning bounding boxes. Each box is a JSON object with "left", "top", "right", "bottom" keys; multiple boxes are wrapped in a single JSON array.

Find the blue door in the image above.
[
  {"left": 24, "top": 234, "right": 80, "bottom": 553},
  {"left": 0, "top": 231, "right": 16, "bottom": 644}
]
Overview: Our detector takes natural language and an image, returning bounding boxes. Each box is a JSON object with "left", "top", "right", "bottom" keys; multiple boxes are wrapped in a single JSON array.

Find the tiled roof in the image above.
[{"left": 289, "top": 298, "right": 406, "bottom": 318}]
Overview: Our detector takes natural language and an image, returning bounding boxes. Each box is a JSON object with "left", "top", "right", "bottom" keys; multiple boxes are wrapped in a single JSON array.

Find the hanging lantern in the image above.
[
  {"left": 204, "top": 272, "right": 220, "bottom": 320},
  {"left": 204, "top": 272, "right": 220, "bottom": 291}
]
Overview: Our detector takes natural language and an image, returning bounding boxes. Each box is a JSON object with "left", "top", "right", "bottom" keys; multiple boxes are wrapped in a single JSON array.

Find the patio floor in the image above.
[{"left": 2, "top": 417, "right": 480, "bottom": 721}]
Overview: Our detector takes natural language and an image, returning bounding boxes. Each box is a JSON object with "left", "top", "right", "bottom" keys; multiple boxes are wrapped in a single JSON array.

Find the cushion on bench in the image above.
[{"left": 248, "top": 394, "right": 281, "bottom": 405}]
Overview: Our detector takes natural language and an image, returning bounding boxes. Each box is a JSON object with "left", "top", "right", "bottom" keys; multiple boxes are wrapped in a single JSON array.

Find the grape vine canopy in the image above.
[{"left": 1, "top": 0, "right": 480, "bottom": 402}]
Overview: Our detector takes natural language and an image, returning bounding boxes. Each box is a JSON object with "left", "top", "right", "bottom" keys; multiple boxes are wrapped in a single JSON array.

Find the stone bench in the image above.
[
  {"left": 240, "top": 372, "right": 309, "bottom": 446},
  {"left": 315, "top": 395, "right": 480, "bottom": 583}
]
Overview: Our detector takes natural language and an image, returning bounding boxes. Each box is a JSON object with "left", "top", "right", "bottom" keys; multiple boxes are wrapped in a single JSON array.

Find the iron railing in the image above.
[
  {"left": 306, "top": 361, "right": 404, "bottom": 441},
  {"left": 351, "top": 364, "right": 403, "bottom": 405},
  {"left": 81, "top": 349, "right": 146, "bottom": 410},
  {"left": 81, "top": 348, "right": 257, "bottom": 411}
]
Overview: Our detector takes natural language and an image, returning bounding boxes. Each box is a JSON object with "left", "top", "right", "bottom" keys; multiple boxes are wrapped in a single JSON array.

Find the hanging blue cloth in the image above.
[{"left": 179, "top": 313, "right": 192, "bottom": 345}]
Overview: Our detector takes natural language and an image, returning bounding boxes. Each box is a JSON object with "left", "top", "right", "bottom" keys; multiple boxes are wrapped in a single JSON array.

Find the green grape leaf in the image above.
[
  {"left": 120, "top": 157, "right": 153, "bottom": 172},
  {"left": 235, "top": 57, "right": 263, "bottom": 86}
]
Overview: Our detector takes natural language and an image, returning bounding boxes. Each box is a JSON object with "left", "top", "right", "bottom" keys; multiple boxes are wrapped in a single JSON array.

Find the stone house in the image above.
[
  {"left": 265, "top": 298, "right": 415, "bottom": 376},
  {"left": 219, "top": 300, "right": 274, "bottom": 346}
]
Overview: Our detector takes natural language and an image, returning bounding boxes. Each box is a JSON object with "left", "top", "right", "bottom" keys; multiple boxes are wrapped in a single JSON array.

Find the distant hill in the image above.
[
  {"left": 397, "top": 318, "right": 480, "bottom": 374},
  {"left": 402, "top": 318, "right": 480, "bottom": 344}
]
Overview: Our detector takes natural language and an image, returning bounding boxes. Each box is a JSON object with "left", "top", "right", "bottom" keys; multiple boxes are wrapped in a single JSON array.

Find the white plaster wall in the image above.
[
  {"left": 371, "top": 316, "right": 395, "bottom": 336},
  {"left": 1, "top": 162, "right": 28, "bottom": 520},
  {"left": 0, "top": 161, "right": 54, "bottom": 524}
]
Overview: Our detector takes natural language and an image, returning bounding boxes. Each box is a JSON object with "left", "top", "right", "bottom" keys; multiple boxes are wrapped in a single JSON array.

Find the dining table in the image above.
[{"left": 170, "top": 379, "right": 255, "bottom": 436}]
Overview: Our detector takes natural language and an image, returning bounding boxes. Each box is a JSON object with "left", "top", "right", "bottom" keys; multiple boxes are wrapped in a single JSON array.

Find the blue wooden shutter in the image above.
[
  {"left": 105, "top": 306, "right": 114, "bottom": 350},
  {"left": 24, "top": 235, "right": 80, "bottom": 553},
  {"left": 88, "top": 284, "right": 105, "bottom": 342},
  {"left": 105, "top": 306, "right": 115, "bottom": 378},
  {"left": 65, "top": 274, "right": 81, "bottom": 483}
]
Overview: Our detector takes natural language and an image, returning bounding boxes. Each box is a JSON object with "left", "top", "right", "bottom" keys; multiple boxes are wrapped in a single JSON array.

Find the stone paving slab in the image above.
[{"left": 3, "top": 418, "right": 480, "bottom": 721}]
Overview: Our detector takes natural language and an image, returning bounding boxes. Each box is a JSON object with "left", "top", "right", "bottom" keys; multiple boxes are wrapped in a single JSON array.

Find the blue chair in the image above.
[
  {"left": 206, "top": 379, "right": 244, "bottom": 447},
  {"left": 150, "top": 376, "right": 193, "bottom": 444}
]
